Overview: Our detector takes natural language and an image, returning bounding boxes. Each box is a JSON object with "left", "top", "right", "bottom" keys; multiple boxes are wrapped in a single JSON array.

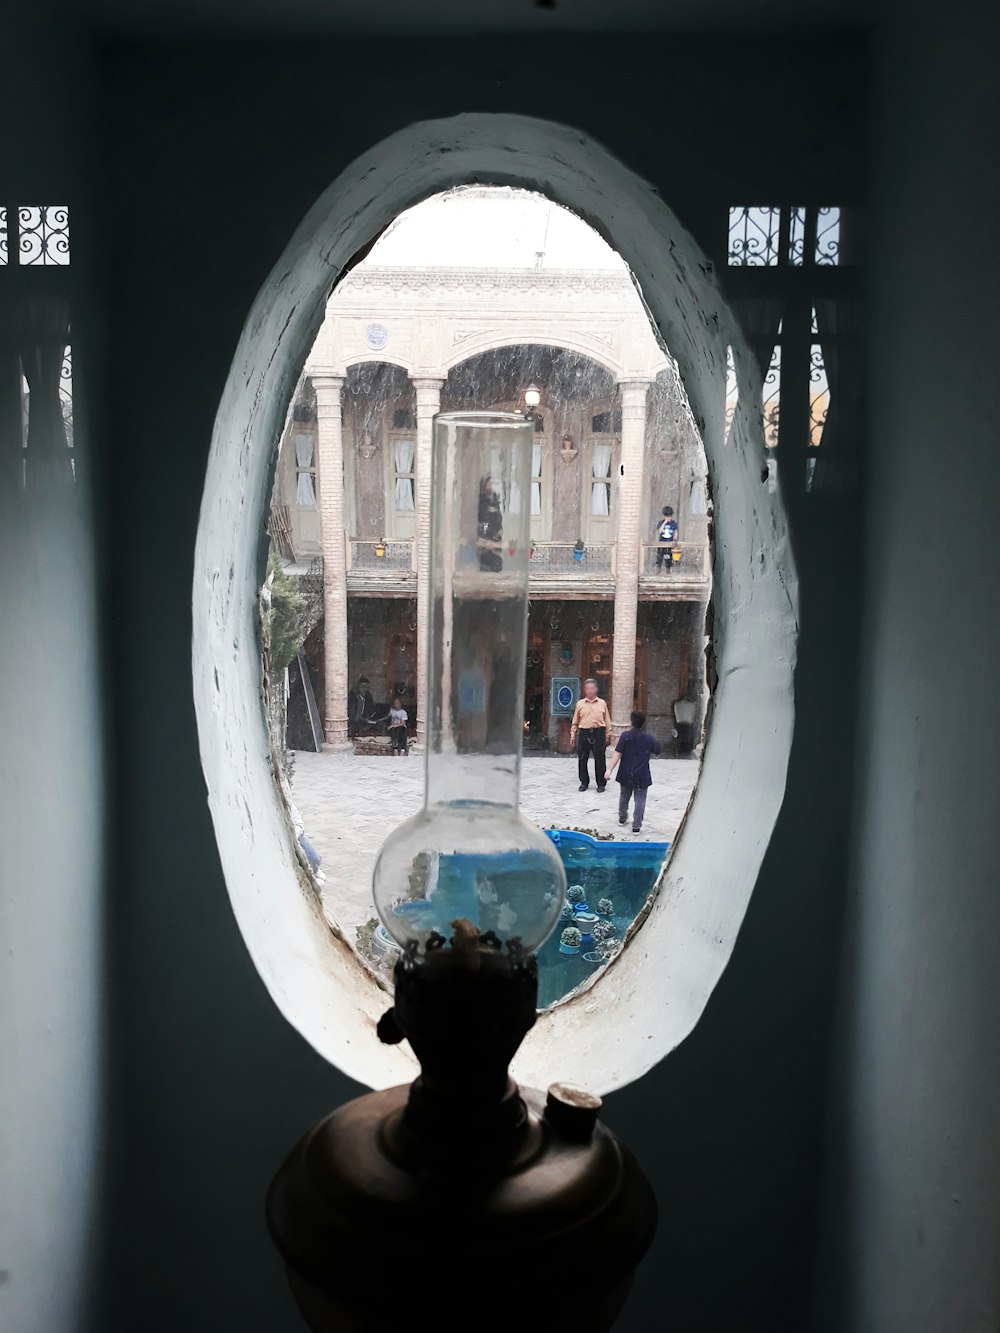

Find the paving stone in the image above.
[{"left": 291, "top": 749, "right": 700, "bottom": 942}]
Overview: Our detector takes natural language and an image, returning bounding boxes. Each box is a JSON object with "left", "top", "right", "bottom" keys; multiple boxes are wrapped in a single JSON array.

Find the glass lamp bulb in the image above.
[
  {"left": 373, "top": 412, "right": 566, "bottom": 953},
  {"left": 523, "top": 384, "right": 541, "bottom": 410}
]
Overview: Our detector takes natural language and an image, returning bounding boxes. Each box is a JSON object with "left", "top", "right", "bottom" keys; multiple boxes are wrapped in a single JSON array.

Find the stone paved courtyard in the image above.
[{"left": 291, "top": 748, "right": 701, "bottom": 940}]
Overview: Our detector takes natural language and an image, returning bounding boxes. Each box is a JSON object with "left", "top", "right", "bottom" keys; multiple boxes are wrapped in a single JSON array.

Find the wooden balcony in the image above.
[
  {"left": 526, "top": 541, "right": 616, "bottom": 598},
  {"left": 637, "top": 542, "right": 711, "bottom": 599},
  {"left": 340, "top": 537, "right": 709, "bottom": 600},
  {"left": 346, "top": 539, "right": 416, "bottom": 595}
]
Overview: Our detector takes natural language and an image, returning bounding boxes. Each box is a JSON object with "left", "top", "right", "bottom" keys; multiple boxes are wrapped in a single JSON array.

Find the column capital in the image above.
[
  {"left": 412, "top": 376, "right": 445, "bottom": 407},
  {"left": 310, "top": 372, "right": 344, "bottom": 400},
  {"left": 617, "top": 378, "right": 653, "bottom": 400}
]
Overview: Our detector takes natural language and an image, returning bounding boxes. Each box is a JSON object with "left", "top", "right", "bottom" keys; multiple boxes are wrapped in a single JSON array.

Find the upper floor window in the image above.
[
  {"left": 591, "top": 409, "right": 622, "bottom": 433},
  {"left": 531, "top": 442, "right": 542, "bottom": 517},
  {"left": 728, "top": 205, "right": 842, "bottom": 267},
  {"left": 294, "top": 432, "right": 317, "bottom": 507},
  {"left": 393, "top": 436, "right": 415, "bottom": 511},
  {"left": 0, "top": 206, "right": 71, "bottom": 266},
  {"left": 590, "top": 441, "right": 613, "bottom": 516}
]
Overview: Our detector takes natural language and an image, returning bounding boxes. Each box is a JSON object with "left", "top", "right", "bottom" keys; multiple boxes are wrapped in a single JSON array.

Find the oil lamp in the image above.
[
  {"left": 267, "top": 412, "right": 656, "bottom": 1333},
  {"left": 372, "top": 411, "right": 565, "bottom": 951}
]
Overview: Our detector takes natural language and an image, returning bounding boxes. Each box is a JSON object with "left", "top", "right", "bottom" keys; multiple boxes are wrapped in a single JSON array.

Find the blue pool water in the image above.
[{"left": 536, "top": 830, "right": 670, "bottom": 1009}]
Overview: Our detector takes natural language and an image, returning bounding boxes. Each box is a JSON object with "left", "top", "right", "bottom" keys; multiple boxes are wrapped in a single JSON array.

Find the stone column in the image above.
[
  {"left": 610, "top": 381, "right": 651, "bottom": 735},
  {"left": 413, "top": 378, "right": 443, "bottom": 740},
  {"left": 312, "top": 374, "right": 350, "bottom": 746}
]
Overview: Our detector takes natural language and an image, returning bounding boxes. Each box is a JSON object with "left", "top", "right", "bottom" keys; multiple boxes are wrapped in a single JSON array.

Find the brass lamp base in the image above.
[{"left": 267, "top": 931, "right": 657, "bottom": 1332}]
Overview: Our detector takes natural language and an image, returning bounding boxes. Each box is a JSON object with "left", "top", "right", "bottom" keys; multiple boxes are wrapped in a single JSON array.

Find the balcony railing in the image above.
[
  {"left": 639, "top": 542, "right": 710, "bottom": 580},
  {"left": 341, "top": 537, "right": 708, "bottom": 593},
  {"left": 347, "top": 539, "right": 415, "bottom": 572},
  {"left": 529, "top": 542, "right": 615, "bottom": 574}
]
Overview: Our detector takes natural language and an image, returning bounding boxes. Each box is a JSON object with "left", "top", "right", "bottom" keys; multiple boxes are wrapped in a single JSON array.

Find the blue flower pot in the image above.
[{"left": 559, "top": 942, "right": 580, "bottom": 955}]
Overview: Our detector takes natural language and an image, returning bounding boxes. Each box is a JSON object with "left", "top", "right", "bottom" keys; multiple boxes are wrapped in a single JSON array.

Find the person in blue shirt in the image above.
[
  {"left": 655, "top": 505, "right": 678, "bottom": 572},
  {"left": 607, "top": 710, "right": 662, "bottom": 833}
]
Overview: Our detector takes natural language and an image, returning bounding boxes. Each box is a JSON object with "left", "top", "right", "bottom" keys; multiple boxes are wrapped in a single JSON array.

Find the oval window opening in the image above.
[
  {"left": 193, "top": 115, "right": 797, "bottom": 1095},
  {"left": 262, "top": 186, "right": 713, "bottom": 1011}
]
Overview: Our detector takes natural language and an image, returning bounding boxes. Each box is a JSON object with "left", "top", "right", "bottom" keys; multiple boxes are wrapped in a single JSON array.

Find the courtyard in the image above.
[{"left": 291, "top": 748, "right": 701, "bottom": 939}]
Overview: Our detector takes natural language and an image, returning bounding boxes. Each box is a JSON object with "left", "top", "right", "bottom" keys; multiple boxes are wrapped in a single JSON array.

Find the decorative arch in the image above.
[
  {"left": 193, "top": 114, "right": 798, "bottom": 1095},
  {"left": 336, "top": 351, "right": 418, "bottom": 375},
  {"left": 442, "top": 331, "right": 624, "bottom": 380}
]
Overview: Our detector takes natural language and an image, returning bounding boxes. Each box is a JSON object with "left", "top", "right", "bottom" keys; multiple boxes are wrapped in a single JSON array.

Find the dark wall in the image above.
[
  {"left": 814, "top": 10, "right": 1000, "bottom": 1331},
  {"left": 97, "top": 34, "right": 867, "bottom": 1332},
  {"left": 0, "top": 13, "right": 108, "bottom": 1333}
]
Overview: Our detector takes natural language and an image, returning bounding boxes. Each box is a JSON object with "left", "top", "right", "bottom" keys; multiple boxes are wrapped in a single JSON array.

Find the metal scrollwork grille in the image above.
[
  {"left": 763, "top": 344, "right": 781, "bottom": 450},
  {"left": 815, "top": 207, "right": 840, "bottom": 266},
  {"left": 0, "top": 207, "right": 7, "bottom": 265},
  {"left": 60, "top": 346, "right": 74, "bottom": 451},
  {"left": 728, "top": 206, "right": 781, "bottom": 266},
  {"left": 809, "top": 343, "right": 829, "bottom": 449},
  {"left": 788, "top": 207, "right": 806, "bottom": 265},
  {"left": 18, "top": 206, "right": 71, "bottom": 266},
  {"left": 724, "top": 345, "right": 738, "bottom": 443}
]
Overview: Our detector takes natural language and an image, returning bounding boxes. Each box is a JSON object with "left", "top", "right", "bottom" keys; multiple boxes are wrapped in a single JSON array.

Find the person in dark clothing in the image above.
[
  {"left": 477, "top": 477, "right": 504, "bottom": 572},
  {"left": 607, "top": 710, "right": 661, "bottom": 832},
  {"left": 347, "top": 675, "right": 375, "bottom": 738}
]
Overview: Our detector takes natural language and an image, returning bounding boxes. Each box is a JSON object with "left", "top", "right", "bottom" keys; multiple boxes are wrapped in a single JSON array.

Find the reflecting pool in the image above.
[{"left": 537, "top": 829, "right": 669, "bottom": 1009}]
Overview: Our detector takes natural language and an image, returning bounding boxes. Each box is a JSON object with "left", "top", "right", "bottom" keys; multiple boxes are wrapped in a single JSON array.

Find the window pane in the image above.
[{"left": 728, "top": 206, "right": 780, "bottom": 266}]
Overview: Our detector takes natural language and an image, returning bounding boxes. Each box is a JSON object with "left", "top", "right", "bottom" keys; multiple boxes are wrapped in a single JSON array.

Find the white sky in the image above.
[{"left": 366, "top": 186, "right": 628, "bottom": 270}]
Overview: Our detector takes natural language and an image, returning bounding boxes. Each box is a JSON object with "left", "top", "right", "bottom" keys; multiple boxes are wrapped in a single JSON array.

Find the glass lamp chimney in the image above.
[{"left": 373, "top": 412, "right": 566, "bottom": 953}]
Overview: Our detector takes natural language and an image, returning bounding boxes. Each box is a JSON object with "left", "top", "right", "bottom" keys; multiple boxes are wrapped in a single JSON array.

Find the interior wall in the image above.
[
  {"left": 97, "top": 33, "right": 866, "bottom": 1332},
  {"left": 813, "top": 10, "right": 1000, "bottom": 1332},
  {"left": 0, "top": 11, "right": 105, "bottom": 1333}
]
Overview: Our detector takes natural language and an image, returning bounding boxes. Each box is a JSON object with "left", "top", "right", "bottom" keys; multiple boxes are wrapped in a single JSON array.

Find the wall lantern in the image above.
[
  {"left": 523, "top": 382, "right": 542, "bottom": 411},
  {"left": 267, "top": 411, "right": 658, "bottom": 1332},
  {"left": 374, "top": 538, "right": 386, "bottom": 559},
  {"left": 560, "top": 432, "right": 578, "bottom": 462}
]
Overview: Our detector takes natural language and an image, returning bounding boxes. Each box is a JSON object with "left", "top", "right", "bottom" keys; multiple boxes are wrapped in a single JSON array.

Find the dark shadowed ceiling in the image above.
[{"left": 61, "top": 0, "right": 876, "bottom": 36}]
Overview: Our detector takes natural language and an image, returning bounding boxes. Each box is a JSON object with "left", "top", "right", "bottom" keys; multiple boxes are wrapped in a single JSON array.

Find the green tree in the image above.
[{"left": 264, "top": 550, "right": 308, "bottom": 673}]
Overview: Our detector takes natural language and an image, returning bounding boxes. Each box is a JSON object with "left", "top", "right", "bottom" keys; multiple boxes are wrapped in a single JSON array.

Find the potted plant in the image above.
[
  {"left": 597, "top": 897, "right": 614, "bottom": 917},
  {"left": 593, "top": 920, "right": 616, "bottom": 943},
  {"left": 573, "top": 538, "right": 586, "bottom": 562},
  {"left": 574, "top": 911, "right": 599, "bottom": 947},
  {"left": 559, "top": 926, "right": 583, "bottom": 955},
  {"left": 567, "top": 884, "right": 586, "bottom": 905}
]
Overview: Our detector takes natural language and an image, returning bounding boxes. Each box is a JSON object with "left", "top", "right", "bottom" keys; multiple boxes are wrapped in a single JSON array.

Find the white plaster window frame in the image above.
[
  {"left": 192, "top": 114, "right": 798, "bottom": 1096},
  {"left": 583, "top": 432, "right": 619, "bottom": 538}
]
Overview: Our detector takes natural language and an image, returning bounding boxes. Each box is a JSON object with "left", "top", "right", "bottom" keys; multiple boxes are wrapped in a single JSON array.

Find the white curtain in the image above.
[
  {"left": 394, "top": 437, "right": 415, "bottom": 511},
  {"left": 531, "top": 443, "right": 542, "bottom": 516},
  {"left": 591, "top": 442, "right": 612, "bottom": 516},
  {"left": 689, "top": 477, "right": 708, "bottom": 515},
  {"left": 294, "top": 433, "right": 316, "bottom": 506}
]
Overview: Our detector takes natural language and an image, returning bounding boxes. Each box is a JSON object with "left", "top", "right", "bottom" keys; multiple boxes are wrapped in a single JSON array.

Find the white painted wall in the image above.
[
  {"left": 0, "top": 492, "right": 105, "bottom": 1331},
  {"left": 0, "top": 17, "right": 104, "bottom": 1333},
  {"left": 814, "top": 9, "right": 1000, "bottom": 1331}
]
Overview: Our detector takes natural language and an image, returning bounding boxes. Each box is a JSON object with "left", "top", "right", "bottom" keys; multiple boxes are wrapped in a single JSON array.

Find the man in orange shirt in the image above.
[{"left": 569, "top": 678, "right": 612, "bottom": 792}]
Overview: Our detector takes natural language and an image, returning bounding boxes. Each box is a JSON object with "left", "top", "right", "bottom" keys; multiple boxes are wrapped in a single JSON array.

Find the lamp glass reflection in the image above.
[
  {"left": 373, "top": 412, "right": 566, "bottom": 953},
  {"left": 523, "top": 384, "right": 541, "bottom": 409}
]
